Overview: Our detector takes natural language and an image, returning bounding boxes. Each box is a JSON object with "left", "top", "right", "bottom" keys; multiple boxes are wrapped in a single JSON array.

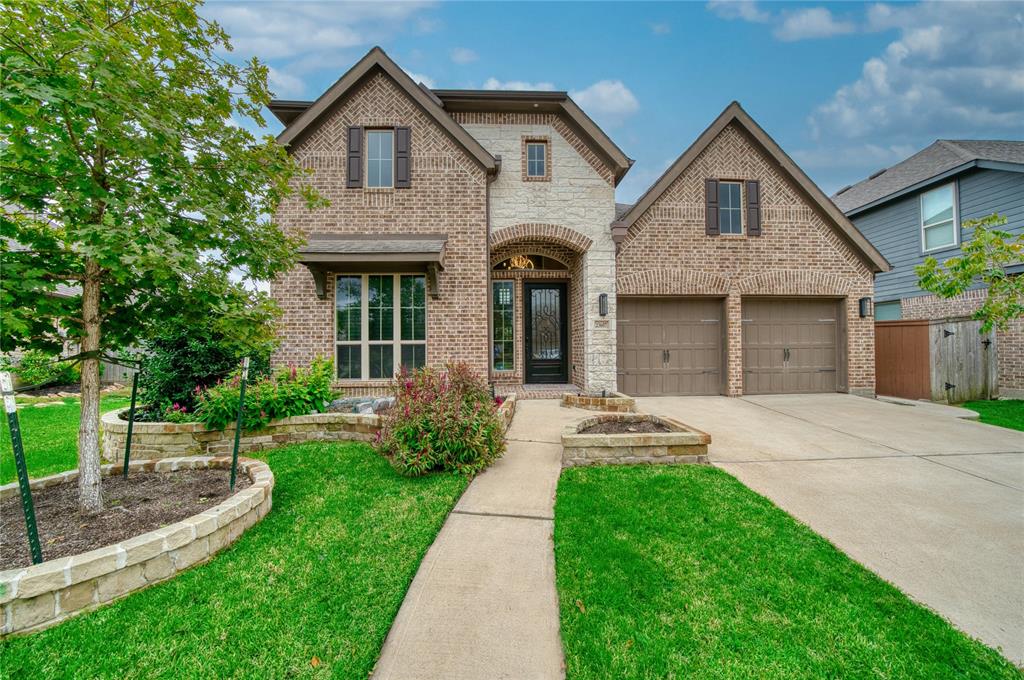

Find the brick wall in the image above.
[
  {"left": 271, "top": 71, "right": 490, "bottom": 387},
  {"left": 616, "top": 123, "right": 877, "bottom": 396},
  {"left": 902, "top": 289, "right": 1024, "bottom": 396}
]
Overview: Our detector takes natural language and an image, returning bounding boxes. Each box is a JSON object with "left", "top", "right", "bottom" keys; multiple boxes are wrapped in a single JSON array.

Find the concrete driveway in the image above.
[{"left": 637, "top": 393, "right": 1024, "bottom": 663}]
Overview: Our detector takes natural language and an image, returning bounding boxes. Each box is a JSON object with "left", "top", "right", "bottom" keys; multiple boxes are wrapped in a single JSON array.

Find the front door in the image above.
[{"left": 524, "top": 282, "right": 568, "bottom": 383}]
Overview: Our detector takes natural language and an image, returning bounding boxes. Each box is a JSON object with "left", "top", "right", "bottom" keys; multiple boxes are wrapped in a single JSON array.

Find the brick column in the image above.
[{"left": 725, "top": 292, "right": 743, "bottom": 396}]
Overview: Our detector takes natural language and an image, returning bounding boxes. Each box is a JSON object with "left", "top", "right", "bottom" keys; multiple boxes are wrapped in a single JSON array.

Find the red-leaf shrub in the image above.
[{"left": 375, "top": 362, "right": 505, "bottom": 476}]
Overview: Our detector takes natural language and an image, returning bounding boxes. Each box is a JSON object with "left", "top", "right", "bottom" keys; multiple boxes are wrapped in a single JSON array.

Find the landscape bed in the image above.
[{"left": 561, "top": 413, "right": 710, "bottom": 467}]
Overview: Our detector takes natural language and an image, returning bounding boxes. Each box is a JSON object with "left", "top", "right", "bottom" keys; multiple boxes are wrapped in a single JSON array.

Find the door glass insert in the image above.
[{"left": 530, "top": 288, "right": 562, "bottom": 360}]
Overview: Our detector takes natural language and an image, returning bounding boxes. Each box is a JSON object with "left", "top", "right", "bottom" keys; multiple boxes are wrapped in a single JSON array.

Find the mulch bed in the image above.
[
  {"left": 0, "top": 469, "right": 251, "bottom": 570},
  {"left": 579, "top": 420, "right": 672, "bottom": 434}
]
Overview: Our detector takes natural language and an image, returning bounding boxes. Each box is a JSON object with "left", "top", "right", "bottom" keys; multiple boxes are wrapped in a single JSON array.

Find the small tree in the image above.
[
  {"left": 916, "top": 213, "right": 1023, "bottom": 333},
  {"left": 1, "top": 1, "right": 323, "bottom": 513}
]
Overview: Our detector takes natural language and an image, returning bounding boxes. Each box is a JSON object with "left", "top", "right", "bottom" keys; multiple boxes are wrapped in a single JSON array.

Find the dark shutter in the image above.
[
  {"left": 746, "top": 180, "right": 762, "bottom": 236},
  {"left": 705, "top": 179, "right": 720, "bottom": 236},
  {"left": 346, "top": 126, "right": 363, "bottom": 188},
  {"left": 395, "top": 127, "right": 411, "bottom": 188}
]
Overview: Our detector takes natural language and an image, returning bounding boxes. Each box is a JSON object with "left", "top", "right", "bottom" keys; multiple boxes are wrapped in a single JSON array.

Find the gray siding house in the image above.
[{"left": 834, "top": 140, "right": 1024, "bottom": 397}]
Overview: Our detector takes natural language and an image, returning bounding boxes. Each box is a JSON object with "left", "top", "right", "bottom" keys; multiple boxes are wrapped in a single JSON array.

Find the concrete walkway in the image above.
[
  {"left": 372, "top": 400, "right": 588, "bottom": 680},
  {"left": 638, "top": 393, "right": 1024, "bottom": 663}
]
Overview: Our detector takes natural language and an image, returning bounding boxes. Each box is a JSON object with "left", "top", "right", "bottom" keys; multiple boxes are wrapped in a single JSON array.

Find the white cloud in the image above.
[
  {"left": 570, "top": 80, "right": 640, "bottom": 127},
  {"left": 267, "top": 67, "right": 305, "bottom": 98},
  {"left": 706, "top": 0, "right": 771, "bottom": 24},
  {"left": 650, "top": 22, "right": 671, "bottom": 35},
  {"left": 403, "top": 69, "right": 436, "bottom": 89},
  {"left": 774, "top": 8, "right": 855, "bottom": 41},
  {"left": 449, "top": 47, "right": 478, "bottom": 64},
  {"left": 483, "top": 78, "right": 556, "bottom": 91}
]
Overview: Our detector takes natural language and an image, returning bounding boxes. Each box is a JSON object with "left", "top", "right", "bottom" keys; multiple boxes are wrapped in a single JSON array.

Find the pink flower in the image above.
[{"left": 194, "top": 385, "right": 202, "bottom": 395}]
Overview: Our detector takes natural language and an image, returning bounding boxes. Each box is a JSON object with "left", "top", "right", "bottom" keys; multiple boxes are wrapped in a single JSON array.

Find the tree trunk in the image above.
[{"left": 78, "top": 257, "right": 103, "bottom": 515}]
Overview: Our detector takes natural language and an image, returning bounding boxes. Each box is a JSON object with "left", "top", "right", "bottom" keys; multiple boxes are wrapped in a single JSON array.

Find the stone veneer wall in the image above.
[
  {"left": 901, "top": 289, "right": 1024, "bottom": 397},
  {"left": 101, "top": 410, "right": 379, "bottom": 464},
  {"left": 457, "top": 114, "right": 618, "bottom": 391},
  {"left": 271, "top": 70, "right": 490, "bottom": 387},
  {"left": 0, "top": 457, "right": 273, "bottom": 636},
  {"left": 616, "top": 123, "right": 877, "bottom": 396}
]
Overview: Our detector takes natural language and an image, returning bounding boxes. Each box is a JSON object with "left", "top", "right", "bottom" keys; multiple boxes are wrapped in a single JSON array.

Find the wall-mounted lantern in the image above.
[
  {"left": 858, "top": 297, "right": 873, "bottom": 318},
  {"left": 598, "top": 293, "right": 609, "bottom": 317}
]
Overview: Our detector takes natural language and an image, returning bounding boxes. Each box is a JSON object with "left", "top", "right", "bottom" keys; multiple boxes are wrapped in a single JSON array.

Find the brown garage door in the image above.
[
  {"left": 743, "top": 298, "right": 839, "bottom": 394},
  {"left": 617, "top": 298, "right": 723, "bottom": 396}
]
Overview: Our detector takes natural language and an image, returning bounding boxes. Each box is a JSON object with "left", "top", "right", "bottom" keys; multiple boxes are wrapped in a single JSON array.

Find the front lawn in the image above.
[
  {"left": 0, "top": 440, "right": 467, "bottom": 677},
  {"left": 0, "top": 395, "right": 131, "bottom": 483},
  {"left": 964, "top": 399, "right": 1024, "bottom": 432},
  {"left": 555, "top": 465, "right": 1018, "bottom": 679}
]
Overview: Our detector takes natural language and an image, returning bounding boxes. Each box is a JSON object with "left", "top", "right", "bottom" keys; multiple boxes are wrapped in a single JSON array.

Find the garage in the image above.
[
  {"left": 742, "top": 298, "right": 841, "bottom": 394},
  {"left": 617, "top": 297, "right": 723, "bottom": 396}
]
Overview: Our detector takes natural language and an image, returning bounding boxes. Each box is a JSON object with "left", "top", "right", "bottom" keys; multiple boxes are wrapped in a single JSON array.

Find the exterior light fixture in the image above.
[
  {"left": 859, "top": 297, "right": 873, "bottom": 318},
  {"left": 598, "top": 293, "right": 608, "bottom": 317}
]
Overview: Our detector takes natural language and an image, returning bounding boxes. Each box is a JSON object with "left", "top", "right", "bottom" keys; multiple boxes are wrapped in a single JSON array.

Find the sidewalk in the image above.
[{"left": 372, "top": 400, "right": 588, "bottom": 680}]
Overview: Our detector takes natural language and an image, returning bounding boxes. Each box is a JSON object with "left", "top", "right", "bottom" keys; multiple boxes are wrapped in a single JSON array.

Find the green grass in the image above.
[
  {"left": 555, "top": 465, "right": 1019, "bottom": 679},
  {"left": 1, "top": 441, "right": 467, "bottom": 678},
  {"left": 0, "top": 396, "right": 131, "bottom": 483},
  {"left": 964, "top": 399, "right": 1024, "bottom": 432}
]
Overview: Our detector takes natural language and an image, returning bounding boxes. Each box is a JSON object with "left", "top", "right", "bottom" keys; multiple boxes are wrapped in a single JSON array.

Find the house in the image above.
[
  {"left": 834, "top": 141, "right": 1024, "bottom": 398},
  {"left": 269, "top": 47, "right": 889, "bottom": 398}
]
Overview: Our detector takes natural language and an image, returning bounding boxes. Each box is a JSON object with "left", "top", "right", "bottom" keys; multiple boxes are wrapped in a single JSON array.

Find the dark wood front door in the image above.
[{"left": 524, "top": 282, "right": 568, "bottom": 383}]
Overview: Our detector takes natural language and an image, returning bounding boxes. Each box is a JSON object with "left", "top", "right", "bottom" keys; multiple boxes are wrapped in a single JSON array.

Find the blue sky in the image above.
[{"left": 201, "top": 1, "right": 1024, "bottom": 202}]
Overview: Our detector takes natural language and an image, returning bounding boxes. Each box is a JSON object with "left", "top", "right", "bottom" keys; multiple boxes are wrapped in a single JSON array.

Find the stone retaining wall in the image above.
[
  {"left": 0, "top": 457, "right": 273, "bottom": 636},
  {"left": 497, "top": 393, "right": 517, "bottom": 431},
  {"left": 561, "top": 391, "right": 635, "bottom": 412},
  {"left": 561, "top": 414, "right": 710, "bottom": 467},
  {"left": 100, "top": 410, "right": 381, "bottom": 464}
]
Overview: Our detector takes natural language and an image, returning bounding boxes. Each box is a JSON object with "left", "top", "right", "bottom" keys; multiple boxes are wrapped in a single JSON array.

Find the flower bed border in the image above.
[
  {"left": 561, "top": 391, "right": 636, "bottom": 413},
  {"left": 0, "top": 456, "right": 273, "bottom": 636},
  {"left": 561, "top": 413, "right": 710, "bottom": 467}
]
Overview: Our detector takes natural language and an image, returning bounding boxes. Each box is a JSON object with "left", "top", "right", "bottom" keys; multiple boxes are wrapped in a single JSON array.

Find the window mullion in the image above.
[
  {"left": 392, "top": 274, "right": 401, "bottom": 376},
  {"left": 361, "top": 275, "right": 369, "bottom": 380}
]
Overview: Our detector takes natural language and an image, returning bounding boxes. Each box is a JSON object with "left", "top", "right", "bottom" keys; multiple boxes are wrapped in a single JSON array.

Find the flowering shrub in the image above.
[
  {"left": 162, "top": 402, "right": 193, "bottom": 423},
  {"left": 375, "top": 362, "right": 505, "bottom": 476},
  {"left": 195, "top": 357, "right": 336, "bottom": 431}
]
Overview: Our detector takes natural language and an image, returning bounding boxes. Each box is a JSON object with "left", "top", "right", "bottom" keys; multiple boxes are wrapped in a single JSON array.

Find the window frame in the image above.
[
  {"left": 919, "top": 181, "right": 959, "bottom": 254},
  {"left": 366, "top": 129, "right": 395, "bottom": 189},
  {"left": 334, "top": 273, "right": 427, "bottom": 381},
  {"left": 718, "top": 180, "right": 744, "bottom": 235},
  {"left": 522, "top": 137, "right": 551, "bottom": 182},
  {"left": 492, "top": 281, "right": 515, "bottom": 372}
]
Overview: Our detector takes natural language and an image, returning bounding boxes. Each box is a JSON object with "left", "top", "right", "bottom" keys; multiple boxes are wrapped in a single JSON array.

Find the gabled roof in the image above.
[
  {"left": 833, "top": 139, "right": 1024, "bottom": 215},
  {"left": 616, "top": 101, "right": 890, "bottom": 273},
  {"left": 273, "top": 47, "right": 497, "bottom": 174}
]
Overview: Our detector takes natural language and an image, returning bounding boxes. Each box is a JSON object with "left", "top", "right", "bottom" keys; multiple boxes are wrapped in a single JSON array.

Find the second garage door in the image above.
[
  {"left": 743, "top": 298, "right": 840, "bottom": 394},
  {"left": 617, "top": 297, "right": 723, "bottom": 396}
]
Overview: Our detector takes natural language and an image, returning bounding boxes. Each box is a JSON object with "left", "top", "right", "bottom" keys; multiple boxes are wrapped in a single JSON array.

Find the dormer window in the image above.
[{"left": 367, "top": 130, "right": 394, "bottom": 188}]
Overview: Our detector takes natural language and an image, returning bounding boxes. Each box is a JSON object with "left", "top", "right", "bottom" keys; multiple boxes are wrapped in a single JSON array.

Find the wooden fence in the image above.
[{"left": 875, "top": 317, "right": 996, "bottom": 402}]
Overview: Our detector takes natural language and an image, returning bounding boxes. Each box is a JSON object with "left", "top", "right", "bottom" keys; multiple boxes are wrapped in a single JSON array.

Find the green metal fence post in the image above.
[
  {"left": 122, "top": 367, "right": 140, "bottom": 479},
  {"left": 1, "top": 371, "right": 43, "bottom": 564},
  {"left": 229, "top": 357, "right": 250, "bottom": 492}
]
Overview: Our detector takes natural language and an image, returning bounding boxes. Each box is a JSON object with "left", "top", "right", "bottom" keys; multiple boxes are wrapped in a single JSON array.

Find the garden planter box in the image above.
[
  {"left": 101, "top": 410, "right": 381, "bottom": 463},
  {"left": 561, "top": 414, "right": 710, "bottom": 467},
  {"left": 561, "top": 391, "right": 636, "bottom": 413},
  {"left": 0, "top": 456, "right": 273, "bottom": 636}
]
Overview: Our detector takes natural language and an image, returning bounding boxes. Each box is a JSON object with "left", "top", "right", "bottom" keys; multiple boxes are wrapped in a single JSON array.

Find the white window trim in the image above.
[
  {"left": 526, "top": 142, "right": 546, "bottom": 177},
  {"left": 920, "top": 181, "right": 959, "bottom": 254},
  {"left": 334, "top": 273, "right": 427, "bottom": 381},
  {"left": 366, "top": 129, "right": 395, "bottom": 189},
  {"left": 719, "top": 180, "right": 744, "bottom": 236}
]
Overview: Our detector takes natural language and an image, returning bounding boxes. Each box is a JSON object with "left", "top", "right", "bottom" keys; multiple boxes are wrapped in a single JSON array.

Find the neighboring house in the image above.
[
  {"left": 834, "top": 140, "right": 1024, "bottom": 398},
  {"left": 269, "top": 47, "right": 888, "bottom": 398}
]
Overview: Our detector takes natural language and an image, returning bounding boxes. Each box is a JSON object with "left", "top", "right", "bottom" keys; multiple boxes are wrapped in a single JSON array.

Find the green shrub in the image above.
[
  {"left": 375, "top": 362, "right": 505, "bottom": 476},
  {"left": 137, "top": 318, "right": 272, "bottom": 412},
  {"left": 195, "top": 357, "right": 336, "bottom": 431},
  {"left": 1, "top": 350, "right": 80, "bottom": 388}
]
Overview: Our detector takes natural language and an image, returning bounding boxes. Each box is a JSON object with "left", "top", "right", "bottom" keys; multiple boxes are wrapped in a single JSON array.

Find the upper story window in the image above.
[
  {"left": 920, "top": 182, "right": 958, "bottom": 252},
  {"left": 366, "top": 130, "right": 394, "bottom": 188},
  {"left": 719, "top": 181, "right": 743, "bottom": 235},
  {"left": 523, "top": 137, "right": 550, "bottom": 181}
]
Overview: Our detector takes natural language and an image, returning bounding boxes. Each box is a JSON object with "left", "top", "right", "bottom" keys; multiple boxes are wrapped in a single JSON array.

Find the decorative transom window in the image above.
[
  {"left": 920, "top": 183, "right": 958, "bottom": 252},
  {"left": 492, "top": 282, "right": 514, "bottom": 371},
  {"left": 366, "top": 130, "right": 394, "bottom": 188},
  {"left": 719, "top": 181, "right": 743, "bottom": 235},
  {"left": 335, "top": 274, "right": 426, "bottom": 380},
  {"left": 493, "top": 255, "right": 567, "bottom": 271}
]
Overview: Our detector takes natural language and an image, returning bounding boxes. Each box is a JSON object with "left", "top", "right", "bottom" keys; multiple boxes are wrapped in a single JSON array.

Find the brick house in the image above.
[
  {"left": 834, "top": 141, "right": 1024, "bottom": 399},
  {"left": 269, "top": 47, "right": 890, "bottom": 397}
]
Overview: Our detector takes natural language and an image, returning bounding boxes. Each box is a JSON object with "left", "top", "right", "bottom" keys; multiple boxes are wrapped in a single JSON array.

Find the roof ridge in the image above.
[{"left": 936, "top": 139, "right": 976, "bottom": 163}]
